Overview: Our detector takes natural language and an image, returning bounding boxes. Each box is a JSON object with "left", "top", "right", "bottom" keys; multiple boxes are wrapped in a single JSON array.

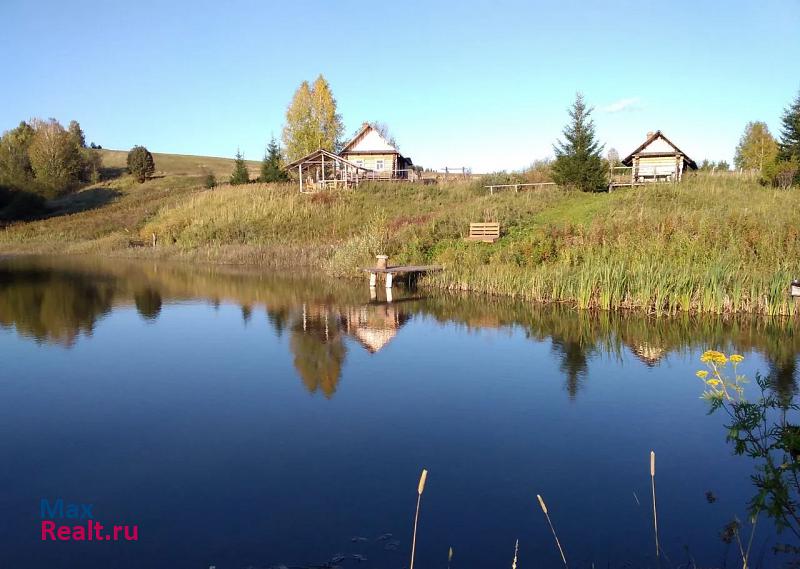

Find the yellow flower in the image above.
[
  {"left": 700, "top": 350, "right": 727, "bottom": 364},
  {"left": 730, "top": 354, "right": 744, "bottom": 363},
  {"left": 696, "top": 370, "right": 709, "bottom": 379},
  {"left": 707, "top": 379, "right": 722, "bottom": 387}
]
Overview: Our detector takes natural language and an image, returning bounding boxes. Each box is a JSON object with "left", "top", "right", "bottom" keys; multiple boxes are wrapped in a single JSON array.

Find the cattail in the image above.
[
  {"left": 650, "top": 451, "right": 659, "bottom": 558},
  {"left": 537, "top": 494, "right": 567, "bottom": 567},
  {"left": 410, "top": 468, "right": 428, "bottom": 569},
  {"left": 511, "top": 539, "right": 519, "bottom": 569}
]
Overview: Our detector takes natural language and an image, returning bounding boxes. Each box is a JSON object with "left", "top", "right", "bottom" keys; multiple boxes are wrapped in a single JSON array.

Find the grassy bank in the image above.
[{"left": 1, "top": 164, "right": 798, "bottom": 316}]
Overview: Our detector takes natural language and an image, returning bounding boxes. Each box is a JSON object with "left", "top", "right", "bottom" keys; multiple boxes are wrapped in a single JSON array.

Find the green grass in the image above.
[
  {"left": 98, "top": 148, "right": 261, "bottom": 179},
  {"left": 1, "top": 159, "right": 798, "bottom": 316}
]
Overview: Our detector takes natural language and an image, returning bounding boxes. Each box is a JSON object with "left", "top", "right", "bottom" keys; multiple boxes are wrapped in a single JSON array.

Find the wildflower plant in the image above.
[
  {"left": 695, "top": 351, "right": 800, "bottom": 549},
  {"left": 696, "top": 350, "right": 747, "bottom": 404}
]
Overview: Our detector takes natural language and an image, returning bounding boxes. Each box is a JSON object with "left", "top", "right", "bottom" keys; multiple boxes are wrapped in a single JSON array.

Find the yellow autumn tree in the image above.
[{"left": 282, "top": 74, "right": 343, "bottom": 162}]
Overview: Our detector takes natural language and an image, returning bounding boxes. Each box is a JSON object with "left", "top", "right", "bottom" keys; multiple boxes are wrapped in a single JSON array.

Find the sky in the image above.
[{"left": 1, "top": 0, "right": 799, "bottom": 173}]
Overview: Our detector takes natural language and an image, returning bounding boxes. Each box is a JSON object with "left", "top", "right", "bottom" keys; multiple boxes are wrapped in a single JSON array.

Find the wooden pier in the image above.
[{"left": 361, "top": 265, "right": 443, "bottom": 289}]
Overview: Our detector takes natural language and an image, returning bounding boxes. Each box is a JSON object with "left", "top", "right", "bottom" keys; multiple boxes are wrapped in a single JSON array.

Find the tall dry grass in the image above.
[{"left": 2, "top": 173, "right": 798, "bottom": 315}]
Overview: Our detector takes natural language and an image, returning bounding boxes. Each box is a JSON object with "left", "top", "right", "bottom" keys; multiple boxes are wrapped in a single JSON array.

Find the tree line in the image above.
[{"left": 0, "top": 119, "right": 102, "bottom": 218}]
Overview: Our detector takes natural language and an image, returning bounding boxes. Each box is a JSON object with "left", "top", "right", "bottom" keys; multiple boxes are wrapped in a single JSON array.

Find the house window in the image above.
[
  {"left": 375, "top": 159, "right": 385, "bottom": 171},
  {"left": 355, "top": 160, "right": 363, "bottom": 168}
]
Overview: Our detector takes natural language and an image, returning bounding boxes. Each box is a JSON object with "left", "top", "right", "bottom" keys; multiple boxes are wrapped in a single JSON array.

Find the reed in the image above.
[
  {"left": 650, "top": 450, "right": 659, "bottom": 558},
  {"left": 511, "top": 539, "right": 518, "bottom": 569},
  {"left": 537, "top": 494, "right": 567, "bottom": 567},
  {"left": 3, "top": 173, "right": 799, "bottom": 316},
  {"left": 409, "top": 468, "right": 428, "bottom": 569}
]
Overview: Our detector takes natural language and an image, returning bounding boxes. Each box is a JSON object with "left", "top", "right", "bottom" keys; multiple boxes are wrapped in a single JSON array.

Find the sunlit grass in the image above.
[{"left": 1, "top": 171, "right": 798, "bottom": 315}]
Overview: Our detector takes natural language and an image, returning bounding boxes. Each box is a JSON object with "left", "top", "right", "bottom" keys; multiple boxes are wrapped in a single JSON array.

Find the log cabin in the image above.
[
  {"left": 621, "top": 130, "right": 697, "bottom": 182},
  {"left": 339, "top": 123, "right": 415, "bottom": 180}
]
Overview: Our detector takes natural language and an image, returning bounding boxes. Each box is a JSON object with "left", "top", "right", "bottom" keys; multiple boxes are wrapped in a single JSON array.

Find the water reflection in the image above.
[
  {"left": 3, "top": 255, "right": 800, "bottom": 566},
  {"left": 1, "top": 255, "right": 799, "bottom": 401}
]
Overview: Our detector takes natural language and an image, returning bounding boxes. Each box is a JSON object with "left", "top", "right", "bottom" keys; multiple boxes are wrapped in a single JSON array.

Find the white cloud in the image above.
[{"left": 601, "top": 97, "right": 642, "bottom": 113}]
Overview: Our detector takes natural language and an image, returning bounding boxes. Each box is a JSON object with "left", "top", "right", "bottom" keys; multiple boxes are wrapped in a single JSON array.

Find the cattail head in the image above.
[
  {"left": 418, "top": 469, "right": 428, "bottom": 495},
  {"left": 537, "top": 494, "right": 548, "bottom": 514},
  {"left": 511, "top": 539, "right": 518, "bottom": 569},
  {"left": 650, "top": 451, "right": 656, "bottom": 477}
]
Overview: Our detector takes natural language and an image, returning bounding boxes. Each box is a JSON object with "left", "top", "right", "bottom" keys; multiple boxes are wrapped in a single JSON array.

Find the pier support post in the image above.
[
  {"left": 369, "top": 272, "right": 377, "bottom": 288},
  {"left": 385, "top": 273, "right": 393, "bottom": 289}
]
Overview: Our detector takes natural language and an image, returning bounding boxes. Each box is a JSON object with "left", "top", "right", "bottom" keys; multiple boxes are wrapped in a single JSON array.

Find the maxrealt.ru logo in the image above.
[{"left": 40, "top": 498, "right": 139, "bottom": 541}]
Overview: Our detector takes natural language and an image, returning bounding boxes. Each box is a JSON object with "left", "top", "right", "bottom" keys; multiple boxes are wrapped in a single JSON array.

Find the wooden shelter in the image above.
[
  {"left": 340, "top": 123, "right": 415, "bottom": 180},
  {"left": 284, "top": 148, "right": 371, "bottom": 193},
  {"left": 621, "top": 130, "right": 697, "bottom": 183}
]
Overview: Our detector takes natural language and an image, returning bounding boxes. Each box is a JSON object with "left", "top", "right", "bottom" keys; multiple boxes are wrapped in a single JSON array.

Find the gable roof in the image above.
[
  {"left": 340, "top": 123, "right": 401, "bottom": 155},
  {"left": 284, "top": 148, "right": 371, "bottom": 171},
  {"left": 621, "top": 130, "right": 697, "bottom": 169}
]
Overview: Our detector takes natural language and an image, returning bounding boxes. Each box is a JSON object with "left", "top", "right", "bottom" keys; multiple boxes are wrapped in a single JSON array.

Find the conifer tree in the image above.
[
  {"left": 259, "top": 137, "right": 288, "bottom": 182},
  {"left": 551, "top": 93, "right": 608, "bottom": 192},
  {"left": 778, "top": 89, "right": 800, "bottom": 162},
  {"left": 229, "top": 149, "right": 249, "bottom": 185}
]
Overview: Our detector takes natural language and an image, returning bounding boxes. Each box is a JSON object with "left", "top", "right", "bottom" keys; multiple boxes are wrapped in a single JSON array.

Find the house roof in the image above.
[
  {"left": 340, "top": 123, "right": 405, "bottom": 158},
  {"left": 284, "top": 148, "right": 371, "bottom": 171},
  {"left": 621, "top": 130, "right": 697, "bottom": 169}
]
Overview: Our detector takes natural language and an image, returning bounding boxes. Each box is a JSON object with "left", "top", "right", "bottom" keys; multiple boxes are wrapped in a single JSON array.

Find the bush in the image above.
[
  {"left": 763, "top": 159, "right": 799, "bottom": 189},
  {"left": 204, "top": 173, "right": 217, "bottom": 189},
  {"left": 127, "top": 146, "right": 155, "bottom": 183}
]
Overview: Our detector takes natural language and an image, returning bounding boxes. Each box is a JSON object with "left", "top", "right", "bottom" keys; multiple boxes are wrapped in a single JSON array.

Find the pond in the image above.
[{"left": 1, "top": 255, "right": 798, "bottom": 568}]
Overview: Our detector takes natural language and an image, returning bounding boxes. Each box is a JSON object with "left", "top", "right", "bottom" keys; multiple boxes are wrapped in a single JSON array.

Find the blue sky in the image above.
[{"left": 1, "top": 0, "right": 798, "bottom": 172}]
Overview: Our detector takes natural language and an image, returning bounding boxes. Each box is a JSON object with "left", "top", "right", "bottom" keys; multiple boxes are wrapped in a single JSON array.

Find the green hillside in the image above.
[{"left": 98, "top": 149, "right": 261, "bottom": 179}]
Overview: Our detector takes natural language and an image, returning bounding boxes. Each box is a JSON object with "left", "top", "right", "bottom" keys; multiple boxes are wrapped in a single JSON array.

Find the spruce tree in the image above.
[
  {"left": 259, "top": 137, "right": 288, "bottom": 182},
  {"left": 229, "top": 149, "right": 249, "bottom": 185},
  {"left": 778, "top": 89, "right": 800, "bottom": 162},
  {"left": 552, "top": 93, "right": 608, "bottom": 192}
]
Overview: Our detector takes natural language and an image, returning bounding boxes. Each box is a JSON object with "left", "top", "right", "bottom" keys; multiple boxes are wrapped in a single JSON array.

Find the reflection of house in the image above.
[
  {"left": 622, "top": 131, "right": 697, "bottom": 182},
  {"left": 630, "top": 343, "right": 666, "bottom": 367},
  {"left": 343, "top": 304, "right": 410, "bottom": 353},
  {"left": 340, "top": 123, "right": 414, "bottom": 180}
]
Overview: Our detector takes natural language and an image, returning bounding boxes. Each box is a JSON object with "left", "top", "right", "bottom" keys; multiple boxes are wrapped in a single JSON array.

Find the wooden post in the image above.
[
  {"left": 299, "top": 164, "right": 303, "bottom": 193},
  {"left": 321, "top": 153, "right": 325, "bottom": 186},
  {"left": 369, "top": 272, "right": 377, "bottom": 287},
  {"left": 385, "top": 272, "right": 393, "bottom": 289}
]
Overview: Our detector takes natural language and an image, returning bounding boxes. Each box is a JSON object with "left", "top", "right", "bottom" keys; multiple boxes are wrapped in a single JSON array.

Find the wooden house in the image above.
[
  {"left": 340, "top": 123, "right": 415, "bottom": 179},
  {"left": 621, "top": 130, "right": 697, "bottom": 182}
]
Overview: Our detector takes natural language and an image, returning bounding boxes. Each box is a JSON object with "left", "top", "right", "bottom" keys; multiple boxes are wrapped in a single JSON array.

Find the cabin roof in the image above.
[
  {"left": 621, "top": 130, "right": 697, "bottom": 169},
  {"left": 284, "top": 148, "right": 371, "bottom": 171},
  {"left": 340, "top": 123, "right": 405, "bottom": 158}
]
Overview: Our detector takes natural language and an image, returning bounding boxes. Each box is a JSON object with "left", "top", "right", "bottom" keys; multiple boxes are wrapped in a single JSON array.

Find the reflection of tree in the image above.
[
  {"left": 240, "top": 304, "right": 252, "bottom": 325},
  {"left": 267, "top": 306, "right": 290, "bottom": 338},
  {"left": 0, "top": 267, "right": 113, "bottom": 347},
  {"left": 134, "top": 289, "right": 162, "bottom": 321},
  {"left": 551, "top": 337, "right": 591, "bottom": 400},
  {"left": 289, "top": 310, "right": 347, "bottom": 398}
]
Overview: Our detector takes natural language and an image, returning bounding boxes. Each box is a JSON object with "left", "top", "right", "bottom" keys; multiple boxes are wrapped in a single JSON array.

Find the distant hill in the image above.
[{"left": 99, "top": 149, "right": 261, "bottom": 180}]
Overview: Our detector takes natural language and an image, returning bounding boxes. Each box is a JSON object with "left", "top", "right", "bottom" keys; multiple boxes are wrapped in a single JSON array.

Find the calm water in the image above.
[{"left": 1, "top": 256, "right": 798, "bottom": 568}]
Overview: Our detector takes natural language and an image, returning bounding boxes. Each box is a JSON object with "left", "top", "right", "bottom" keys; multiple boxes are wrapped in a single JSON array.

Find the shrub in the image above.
[
  {"left": 204, "top": 173, "right": 217, "bottom": 189},
  {"left": 127, "top": 146, "right": 155, "bottom": 183}
]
